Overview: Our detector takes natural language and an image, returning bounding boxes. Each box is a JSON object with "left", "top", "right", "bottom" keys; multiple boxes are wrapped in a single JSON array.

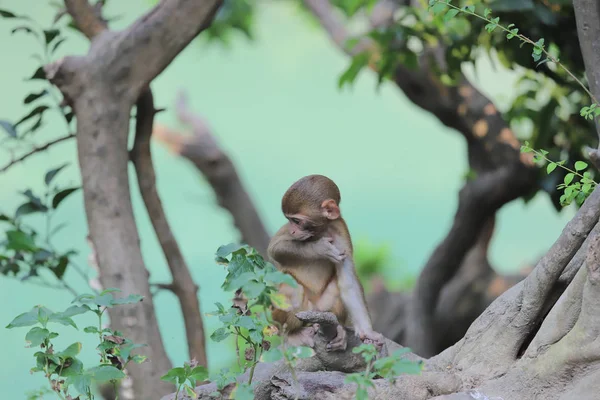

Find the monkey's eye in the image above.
[{"left": 290, "top": 217, "right": 301, "bottom": 225}]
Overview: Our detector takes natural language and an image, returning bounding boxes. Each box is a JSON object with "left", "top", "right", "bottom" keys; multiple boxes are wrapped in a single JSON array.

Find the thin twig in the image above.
[{"left": 0, "top": 133, "right": 75, "bottom": 174}]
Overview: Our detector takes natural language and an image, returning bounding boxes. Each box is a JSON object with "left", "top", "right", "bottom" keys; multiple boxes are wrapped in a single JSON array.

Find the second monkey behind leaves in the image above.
[{"left": 267, "top": 174, "right": 384, "bottom": 352}]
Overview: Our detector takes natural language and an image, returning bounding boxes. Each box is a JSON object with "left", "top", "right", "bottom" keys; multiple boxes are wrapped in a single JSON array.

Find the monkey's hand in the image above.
[
  {"left": 317, "top": 237, "right": 347, "bottom": 264},
  {"left": 325, "top": 324, "right": 348, "bottom": 352},
  {"left": 357, "top": 329, "right": 385, "bottom": 351}
]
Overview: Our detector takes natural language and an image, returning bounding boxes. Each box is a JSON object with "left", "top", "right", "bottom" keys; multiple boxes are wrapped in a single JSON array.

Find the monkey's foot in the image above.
[
  {"left": 287, "top": 324, "right": 320, "bottom": 348},
  {"left": 326, "top": 324, "right": 347, "bottom": 352}
]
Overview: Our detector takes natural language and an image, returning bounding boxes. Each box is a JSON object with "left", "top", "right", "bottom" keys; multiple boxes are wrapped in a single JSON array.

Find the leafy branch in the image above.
[
  {"left": 429, "top": 0, "right": 600, "bottom": 120},
  {"left": 6, "top": 289, "right": 146, "bottom": 399},
  {"left": 521, "top": 141, "right": 597, "bottom": 207}
]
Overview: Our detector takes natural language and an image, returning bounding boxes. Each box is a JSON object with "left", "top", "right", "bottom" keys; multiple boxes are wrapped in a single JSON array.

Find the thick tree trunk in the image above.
[{"left": 47, "top": 0, "right": 223, "bottom": 397}]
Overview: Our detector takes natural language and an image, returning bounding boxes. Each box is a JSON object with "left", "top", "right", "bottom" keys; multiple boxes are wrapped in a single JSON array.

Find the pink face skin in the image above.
[{"left": 286, "top": 214, "right": 315, "bottom": 241}]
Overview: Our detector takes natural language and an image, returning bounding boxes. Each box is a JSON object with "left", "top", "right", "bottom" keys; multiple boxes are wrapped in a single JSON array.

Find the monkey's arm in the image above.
[
  {"left": 336, "top": 257, "right": 377, "bottom": 339},
  {"left": 268, "top": 227, "right": 342, "bottom": 265}
]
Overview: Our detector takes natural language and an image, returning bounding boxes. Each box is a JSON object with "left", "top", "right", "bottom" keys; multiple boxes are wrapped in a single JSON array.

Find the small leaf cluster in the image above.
[
  {"left": 0, "top": 164, "right": 80, "bottom": 285},
  {"left": 161, "top": 360, "right": 208, "bottom": 400},
  {"left": 6, "top": 288, "right": 146, "bottom": 399},
  {"left": 216, "top": 243, "right": 297, "bottom": 309},
  {"left": 0, "top": 7, "right": 74, "bottom": 140},
  {"left": 580, "top": 103, "right": 600, "bottom": 121},
  {"left": 344, "top": 344, "right": 423, "bottom": 400},
  {"left": 164, "top": 244, "right": 311, "bottom": 399},
  {"left": 521, "top": 142, "right": 597, "bottom": 207}
]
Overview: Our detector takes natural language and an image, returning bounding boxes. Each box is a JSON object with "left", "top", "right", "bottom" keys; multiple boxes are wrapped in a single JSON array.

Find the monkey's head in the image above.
[{"left": 281, "top": 175, "right": 341, "bottom": 241}]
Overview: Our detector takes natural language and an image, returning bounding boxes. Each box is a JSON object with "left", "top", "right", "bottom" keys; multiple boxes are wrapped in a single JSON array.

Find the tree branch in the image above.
[
  {"left": 106, "top": 0, "right": 223, "bottom": 99},
  {"left": 64, "top": 0, "right": 107, "bottom": 40},
  {"left": 130, "top": 89, "right": 208, "bottom": 367},
  {"left": 0, "top": 133, "right": 75, "bottom": 174},
  {"left": 152, "top": 91, "right": 270, "bottom": 256}
]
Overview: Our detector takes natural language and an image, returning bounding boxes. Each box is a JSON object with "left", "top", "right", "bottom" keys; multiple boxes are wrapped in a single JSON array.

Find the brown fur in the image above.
[{"left": 268, "top": 175, "right": 364, "bottom": 339}]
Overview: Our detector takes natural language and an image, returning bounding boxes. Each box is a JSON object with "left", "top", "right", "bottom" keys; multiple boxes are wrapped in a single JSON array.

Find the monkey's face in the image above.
[{"left": 285, "top": 214, "right": 323, "bottom": 241}]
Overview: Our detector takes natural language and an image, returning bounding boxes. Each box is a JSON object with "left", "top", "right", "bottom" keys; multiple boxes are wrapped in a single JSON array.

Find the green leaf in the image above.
[
  {"left": 431, "top": 2, "right": 447, "bottom": 14},
  {"left": 48, "top": 313, "right": 77, "bottom": 329},
  {"left": 0, "top": 9, "right": 17, "bottom": 18},
  {"left": 184, "top": 384, "right": 197, "bottom": 398},
  {"left": 444, "top": 9, "right": 459, "bottom": 21},
  {"left": 268, "top": 292, "right": 291, "bottom": 310},
  {"left": 6, "top": 308, "right": 43, "bottom": 328},
  {"left": 546, "top": 163, "right": 557, "bottom": 174},
  {"left": 132, "top": 354, "right": 147, "bottom": 364},
  {"left": 216, "top": 243, "right": 246, "bottom": 258},
  {"left": 0, "top": 120, "right": 17, "bottom": 137},
  {"left": 51, "top": 37, "right": 67, "bottom": 54},
  {"left": 25, "top": 327, "right": 50, "bottom": 347},
  {"left": 43, "top": 29, "right": 60, "bottom": 44},
  {"left": 14, "top": 105, "right": 49, "bottom": 127},
  {"left": 84, "top": 326, "right": 99, "bottom": 334},
  {"left": 338, "top": 52, "right": 370, "bottom": 89},
  {"left": 58, "top": 305, "right": 90, "bottom": 318},
  {"left": 24, "top": 90, "right": 48, "bottom": 104},
  {"left": 50, "top": 256, "right": 69, "bottom": 280},
  {"left": 88, "top": 365, "right": 125, "bottom": 382},
  {"left": 236, "top": 315, "right": 258, "bottom": 330},
  {"left": 28, "top": 67, "right": 46, "bottom": 81},
  {"left": 66, "top": 371, "right": 91, "bottom": 393},
  {"left": 44, "top": 162, "right": 69, "bottom": 185},
  {"left": 242, "top": 281, "right": 266, "bottom": 298},
  {"left": 259, "top": 348, "right": 283, "bottom": 362},
  {"left": 119, "top": 343, "right": 147, "bottom": 361},
  {"left": 564, "top": 173, "right": 575, "bottom": 185},
  {"left": 52, "top": 187, "right": 80, "bottom": 208},
  {"left": 189, "top": 365, "right": 209, "bottom": 382},
  {"left": 575, "top": 161, "right": 588, "bottom": 171},
  {"left": 6, "top": 230, "right": 37, "bottom": 251},
  {"left": 161, "top": 367, "right": 187, "bottom": 384},
  {"left": 111, "top": 294, "right": 144, "bottom": 306},
  {"left": 15, "top": 202, "right": 47, "bottom": 218},
  {"left": 225, "top": 272, "right": 256, "bottom": 291},
  {"left": 72, "top": 294, "right": 96, "bottom": 304},
  {"left": 100, "top": 288, "right": 121, "bottom": 295},
  {"left": 211, "top": 327, "right": 231, "bottom": 342},
  {"left": 484, "top": 8, "right": 492, "bottom": 17},
  {"left": 57, "top": 342, "right": 82, "bottom": 359}
]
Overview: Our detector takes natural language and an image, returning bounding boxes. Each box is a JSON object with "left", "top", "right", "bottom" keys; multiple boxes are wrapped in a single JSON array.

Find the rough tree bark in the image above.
[
  {"left": 46, "top": 0, "right": 223, "bottom": 397},
  {"left": 303, "top": 0, "right": 536, "bottom": 356},
  {"left": 573, "top": 0, "right": 600, "bottom": 160}
]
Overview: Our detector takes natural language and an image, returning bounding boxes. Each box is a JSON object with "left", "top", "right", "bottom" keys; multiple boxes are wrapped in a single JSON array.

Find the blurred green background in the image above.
[{"left": 0, "top": 0, "right": 575, "bottom": 396}]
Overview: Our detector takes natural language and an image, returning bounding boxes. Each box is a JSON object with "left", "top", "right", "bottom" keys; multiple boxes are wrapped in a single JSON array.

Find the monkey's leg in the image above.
[{"left": 286, "top": 324, "right": 320, "bottom": 348}]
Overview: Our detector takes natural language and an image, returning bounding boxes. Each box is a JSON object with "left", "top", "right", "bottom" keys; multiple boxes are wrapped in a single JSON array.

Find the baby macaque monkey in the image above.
[{"left": 268, "top": 175, "right": 384, "bottom": 351}]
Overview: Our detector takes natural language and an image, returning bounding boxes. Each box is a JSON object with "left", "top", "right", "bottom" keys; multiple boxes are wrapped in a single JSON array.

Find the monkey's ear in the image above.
[{"left": 321, "top": 199, "right": 340, "bottom": 220}]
